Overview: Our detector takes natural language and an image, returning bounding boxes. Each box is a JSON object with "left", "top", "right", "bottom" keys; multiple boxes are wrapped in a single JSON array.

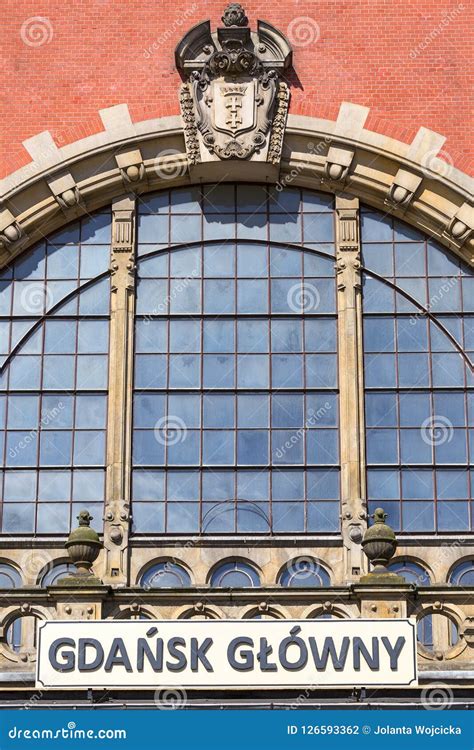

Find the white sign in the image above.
[{"left": 36, "top": 619, "right": 418, "bottom": 689}]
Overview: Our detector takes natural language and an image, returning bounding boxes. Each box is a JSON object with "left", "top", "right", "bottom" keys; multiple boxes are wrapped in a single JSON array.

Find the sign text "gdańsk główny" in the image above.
[{"left": 36, "top": 619, "right": 418, "bottom": 688}]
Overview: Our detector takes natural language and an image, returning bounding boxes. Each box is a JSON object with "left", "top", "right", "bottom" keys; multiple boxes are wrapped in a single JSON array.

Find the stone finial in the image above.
[
  {"left": 222, "top": 3, "right": 248, "bottom": 27},
  {"left": 57, "top": 510, "right": 103, "bottom": 586},
  {"left": 360, "top": 508, "right": 404, "bottom": 584}
]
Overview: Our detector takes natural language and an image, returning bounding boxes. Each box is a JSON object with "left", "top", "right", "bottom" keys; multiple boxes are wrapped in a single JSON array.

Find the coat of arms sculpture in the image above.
[{"left": 176, "top": 4, "right": 292, "bottom": 175}]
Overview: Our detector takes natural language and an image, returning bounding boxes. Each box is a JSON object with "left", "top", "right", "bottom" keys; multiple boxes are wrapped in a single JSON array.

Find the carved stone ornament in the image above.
[{"left": 176, "top": 4, "right": 292, "bottom": 169}]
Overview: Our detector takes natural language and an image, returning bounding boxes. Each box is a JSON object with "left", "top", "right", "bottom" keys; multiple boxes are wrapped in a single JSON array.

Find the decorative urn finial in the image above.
[
  {"left": 360, "top": 508, "right": 404, "bottom": 583},
  {"left": 59, "top": 510, "right": 103, "bottom": 585},
  {"left": 222, "top": 3, "right": 248, "bottom": 27}
]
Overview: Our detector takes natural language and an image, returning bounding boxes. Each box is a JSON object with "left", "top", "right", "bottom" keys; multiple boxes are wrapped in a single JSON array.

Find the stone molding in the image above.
[{"left": 0, "top": 101, "right": 472, "bottom": 269}]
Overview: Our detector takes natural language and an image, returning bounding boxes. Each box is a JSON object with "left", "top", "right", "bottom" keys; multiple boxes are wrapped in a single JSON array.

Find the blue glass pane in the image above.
[
  {"left": 272, "top": 394, "right": 304, "bottom": 427},
  {"left": 237, "top": 320, "right": 268, "bottom": 352},
  {"left": 135, "top": 355, "right": 167, "bottom": 388},
  {"left": 367, "top": 469, "right": 400, "bottom": 500},
  {"left": 306, "top": 430, "right": 339, "bottom": 464},
  {"left": 272, "top": 355, "right": 303, "bottom": 387},
  {"left": 364, "top": 318, "right": 395, "bottom": 351},
  {"left": 400, "top": 429, "right": 432, "bottom": 464},
  {"left": 437, "top": 502, "right": 469, "bottom": 531},
  {"left": 134, "top": 394, "right": 166, "bottom": 428},
  {"left": 362, "top": 244, "right": 394, "bottom": 276},
  {"left": 305, "top": 319, "right": 336, "bottom": 352},
  {"left": 203, "top": 394, "right": 234, "bottom": 428},
  {"left": 203, "top": 242, "right": 235, "bottom": 276},
  {"left": 366, "top": 429, "right": 398, "bottom": 463},
  {"left": 273, "top": 502, "right": 304, "bottom": 532},
  {"left": 169, "top": 320, "right": 200, "bottom": 352},
  {"left": 203, "top": 355, "right": 234, "bottom": 388},
  {"left": 403, "top": 502, "right": 435, "bottom": 532},
  {"left": 271, "top": 320, "right": 302, "bottom": 351},
  {"left": 204, "top": 280, "right": 235, "bottom": 313},
  {"left": 167, "top": 431, "right": 200, "bottom": 466},
  {"left": 237, "top": 430, "right": 268, "bottom": 465},
  {"left": 402, "top": 469, "right": 433, "bottom": 499},
  {"left": 366, "top": 393, "right": 397, "bottom": 427},
  {"left": 133, "top": 471, "right": 165, "bottom": 500},
  {"left": 39, "top": 432, "right": 73, "bottom": 466},
  {"left": 132, "top": 503, "right": 165, "bottom": 532},
  {"left": 237, "top": 243, "right": 267, "bottom": 277},
  {"left": 2, "top": 504, "right": 35, "bottom": 532},
  {"left": 237, "top": 280, "right": 268, "bottom": 313},
  {"left": 307, "top": 502, "right": 339, "bottom": 531},
  {"left": 237, "top": 354, "right": 268, "bottom": 388},
  {"left": 203, "top": 431, "right": 234, "bottom": 465},
  {"left": 169, "top": 355, "right": 200, "bottom": 387},
  {"left": 167, "top": 503, "right": 199, "bottom": 533},
  {"left": 237, "top": 395, "right": 268, "bottom": 428},
  {"left": 399, "top": 392, "right": 430, "bottom": 427},
  {"left": 394, "top": 244, "right": 425, "bottom": 276},
  {"left": 306, "top": 354, "right": 337, "bottom": 388},
  {"left": 307, "top": 469, "right": 339, "bottom": 499},
  {"left": 202, "top": 472, "right": 234, "bottom": 500},
  {"left": 306, "top": 393, "right": 338, "bottom": 426},
  {"left": 203, "top": 320, "right": 234, "bottom": 352}
]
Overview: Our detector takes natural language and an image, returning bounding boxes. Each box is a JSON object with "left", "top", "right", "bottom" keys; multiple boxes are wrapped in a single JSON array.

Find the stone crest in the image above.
[{"left": 176, "top": 4, "right": 292, "bottom": 173}]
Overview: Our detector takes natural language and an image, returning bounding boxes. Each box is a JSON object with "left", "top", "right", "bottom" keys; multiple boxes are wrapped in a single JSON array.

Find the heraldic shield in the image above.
[{"left": 176, "top": 4, "right": 292, "bottom": 166}]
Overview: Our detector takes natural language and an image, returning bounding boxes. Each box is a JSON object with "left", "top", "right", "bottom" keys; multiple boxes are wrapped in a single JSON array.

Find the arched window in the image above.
[
  {"left": 210, "top": 560, "right": 260, "bottom": 587},
  {"left": 0, "top": 562, "right": 22, "bottom": 588},
  {"left": 362, "top": 208, "right": 473, "bottom": 533},
  {"left": 0, "top": 211, "right": 111, "bottom": 533},
  {"left": 449, "top": 560, "right": 474, "bottom": 586},
  {"left": 0, "top": 564, "right": 22, "bottom": 650},
  {"left": 387, "top": 560, "right": 431, "bottom": 585},
  {"left": 41, "top": 563, "right": 75, "bottom": 586},
  {"left": 279, "top": 558, "right": 330, "bottom": 587},
  {"left": 140, "top": 561, "right": 191, "bottom": 588},
  {"left": 132, "top": 185, "right": 340, "bottom": 535}
]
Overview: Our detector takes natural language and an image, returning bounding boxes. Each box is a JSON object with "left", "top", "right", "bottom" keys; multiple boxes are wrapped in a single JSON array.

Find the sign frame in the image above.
[{"left": 36, "top": 618, "right": 418, "bottom": 689}]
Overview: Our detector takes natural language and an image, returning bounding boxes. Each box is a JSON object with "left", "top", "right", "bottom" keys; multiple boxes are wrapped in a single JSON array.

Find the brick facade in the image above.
[{"left": 2, "top": 0, "right": 472, "bottom": 179}]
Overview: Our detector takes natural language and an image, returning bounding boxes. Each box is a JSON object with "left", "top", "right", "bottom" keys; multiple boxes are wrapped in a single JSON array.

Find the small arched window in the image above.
[
  {"left": 140, "top": 561, "right": 191, "bottom": 588},
  {"left": 0, "top": 563, "right": 22, "bottom": 588},
  {"left": 279, "top": 559, "right": 330, "bottom": 587},
  {"left": 41, "top": 563, "right": 74, "bottom": 586},
  {"left": 387, "top": 560, "right": 431, "bottom": 586},
  {"left": 210, "top": 560, "right": 260, "bottom": 588},
  {"left": 449, "top": 560, "right": 474, "bottom": 586}
]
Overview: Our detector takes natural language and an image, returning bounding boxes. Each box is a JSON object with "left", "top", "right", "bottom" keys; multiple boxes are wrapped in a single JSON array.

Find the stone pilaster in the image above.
[
  {"left": 102, "top": 196, "right": 136, "bottom": 585},
  {"left": 335, "top": 195, "right": 367, "bottom": 580}
]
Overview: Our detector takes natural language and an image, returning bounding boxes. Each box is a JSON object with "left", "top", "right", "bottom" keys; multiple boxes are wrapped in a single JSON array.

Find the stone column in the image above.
[
  {"left": 335, "top": 195, "right": 367, "bottom": 580},
  {"left": 102, "top": 196, "right": 136, "bottom": 585}
]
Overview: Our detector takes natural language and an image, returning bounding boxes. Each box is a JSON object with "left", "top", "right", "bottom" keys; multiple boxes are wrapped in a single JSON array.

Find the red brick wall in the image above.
[{"left": 2, "top": 0, "right": 473, "bottom": 178}]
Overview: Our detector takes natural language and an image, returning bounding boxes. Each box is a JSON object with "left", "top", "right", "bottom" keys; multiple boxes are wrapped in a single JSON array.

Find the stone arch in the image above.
[{"left": 0, "top": 103, "right": 472, "bottom": 274}]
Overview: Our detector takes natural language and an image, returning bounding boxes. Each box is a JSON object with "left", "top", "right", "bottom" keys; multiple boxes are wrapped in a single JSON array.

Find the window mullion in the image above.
[
  {"left": 102, "top": 195, "right": 136, "bottom": 585},
  {"left": 335, "top": 195, "right": 367, "bottom": 579}
]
